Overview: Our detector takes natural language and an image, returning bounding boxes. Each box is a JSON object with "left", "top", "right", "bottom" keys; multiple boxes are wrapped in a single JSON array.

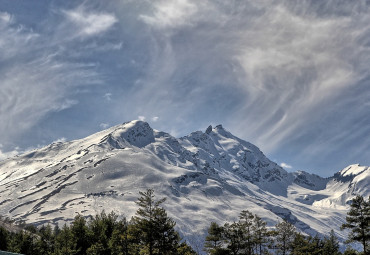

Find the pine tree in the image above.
[
  {"left": 273, "top": 221, "right": 296, "bottom": 255},
  {"left": 86, "top": 242, "right": 106, "bottom": 255},
  {"left": 127, "top": 221, "right": 143, "bottom": 255},
  {"left": 54, "top": 224, "right": 76, "bottom": 255},
  {"left": 109, "top": 218, "right": 130, "bottom": 255},
  {"left": 11, "top": 230, "right": 37, "bottom": 255},
  {"left": 239, "top": 210, "right": 254, "bottom": 255},
  {"left": 88, "top": 211, "right": 119, "bottom": 254},
  {"left": 70, "top": 214, "right": 90, "bottom": 255},
  {"left": 307, "top": 235, "right": 324, "bottom": 255},
  {"left": 341, "top": 195, "right": 370, "bottom": 254},
  {"left": 131, "top": 189, "right": 179, "bottom": 255},
  {"left": 322, "top": 230, "right": 341, "bottom": 255},
  {"left": 204, "top": 222, "right": 224, "bottom": 254},
  {"left": 154, "top": 206, "right": 179, "bottom": 254},
  {"left": 252, "top": 214, "right": 269, "bottom": 255},
  {"left": 36, "top": 224, "right": 54, "bottom": 255},
  {"left": 177, "top": 241, "right": 197, "bottom": 255},
  {"left": 343, "top": 246, "right": 359, "bottom": 255},
  {"left": 0, "top": 226, "right": 9, "bottom": 251},
  {"left": 223, "top": 222, "right": 243, "bottom": 255},
  {"left": 291, "top": 232, "right": 310, "bottom": 255}
]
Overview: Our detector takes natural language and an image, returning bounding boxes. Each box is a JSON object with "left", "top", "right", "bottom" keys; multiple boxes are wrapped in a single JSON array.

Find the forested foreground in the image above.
[{"left": 0, "top": 190, "right": 368, "bottom": 255}]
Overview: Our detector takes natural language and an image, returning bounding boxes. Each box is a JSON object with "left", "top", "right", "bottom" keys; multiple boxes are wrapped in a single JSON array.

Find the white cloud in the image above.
[
  {"left": 138, "top": 116, "right": 146, "bottom": 121},
  {"left": 152, "top": 116, "right": 159, "bottom": 122},
  {"left": 52, "top": 137, "right": 67, "bottom": 143},
  {"left": 140, "top": 0, "right": 198, "bottom": 30},
  {"left": 64, "top": 6, "right": 117, "bottom": 37},
  {"left": 100, "top": 123, "right": 110, "bottom": 129},
  {"left": 0, "top": 11, "right": 11, "bottom": 24},
  {"left": 104, "top": 93, "right": 112, "bottom": 101},
  {"left": 280, "top": 162, "right": 293, "bottom": 169}
]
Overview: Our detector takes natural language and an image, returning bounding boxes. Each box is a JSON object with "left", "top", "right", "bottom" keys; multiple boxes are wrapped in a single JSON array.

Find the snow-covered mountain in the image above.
[{"left": 0, "top": 120, "right": 369, "bottom": 247}]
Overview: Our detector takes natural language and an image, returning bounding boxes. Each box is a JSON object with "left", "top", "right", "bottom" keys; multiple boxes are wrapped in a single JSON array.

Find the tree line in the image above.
[
  {"left": 0, "top": 189, "right": 195, "bottom": 255},
  {"left": 0, "top": 191, "right": 368, "bottom": 255},
  {"left": 204, "top": 195, "right": 369, "bottom": 255}
]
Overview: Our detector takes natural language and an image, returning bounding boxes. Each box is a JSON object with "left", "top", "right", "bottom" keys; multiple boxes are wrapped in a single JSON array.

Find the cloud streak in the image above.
[
  {"left": 119, "top": 0, "right": 370, "bottom": 173},
  {"left": 63, "top": 5, "right": 117, "bottom": 38},
  {"left": 0, "top": 3, "right": 115, "bottom": 151}
]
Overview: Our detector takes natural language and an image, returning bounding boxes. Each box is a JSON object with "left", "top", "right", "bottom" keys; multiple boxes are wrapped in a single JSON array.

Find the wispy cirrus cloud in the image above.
[
  {"left": 0, "top": 1, "right": 369, "bottom": 175},
  {"left": 139, "top": 0, "right": 197, "bottom": 30},
  {"left": 63, "top": 5, "right": 117, "bottom": 38},
  {"left": 117, "top": 0, "right": 370, "bottom": 173},
  {"left": 0, "top": 12, "right": 39, "bottom": 61},
  {"left": 0, "top": 3, "right": 117, "bottom": 152}
]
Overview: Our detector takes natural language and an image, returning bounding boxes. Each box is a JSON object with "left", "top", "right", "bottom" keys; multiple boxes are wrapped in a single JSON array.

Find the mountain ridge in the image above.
[{"left": 0, "top": 120, "right": 369, "bottom": 247}]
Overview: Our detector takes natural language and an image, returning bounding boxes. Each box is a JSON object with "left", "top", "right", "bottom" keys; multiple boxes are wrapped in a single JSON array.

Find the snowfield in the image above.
[{"left": 0, "top": 120, "right": 368, "bottom": 248}]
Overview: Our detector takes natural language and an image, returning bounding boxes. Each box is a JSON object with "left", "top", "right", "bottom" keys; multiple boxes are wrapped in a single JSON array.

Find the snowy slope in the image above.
[
  {"left": 0, "top": 120, "right": 368, "bottom": 247},
  {"left": 312, "top": 164, "right": 370, "bottom": 209}
]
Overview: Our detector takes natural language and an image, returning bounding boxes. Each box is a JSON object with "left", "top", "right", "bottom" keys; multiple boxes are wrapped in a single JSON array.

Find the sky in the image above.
[{"left": 0, "top": 0, "right": 369, "bottom": 177}]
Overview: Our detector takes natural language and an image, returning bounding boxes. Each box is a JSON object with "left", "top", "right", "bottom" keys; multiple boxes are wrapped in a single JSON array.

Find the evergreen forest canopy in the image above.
[{"left": 0, "top": 190, "right": 368, "bottom": 255}]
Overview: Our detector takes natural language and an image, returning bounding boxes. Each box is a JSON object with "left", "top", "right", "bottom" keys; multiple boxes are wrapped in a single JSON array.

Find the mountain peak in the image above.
[
  {"left": 103, "top": 120, "right": 155, "bottom": 148},
  {"left": 212, "top": 124, "right": 233, "bottom": 138},
  {"left": 205, "top": 125, "right": 212, "bottom": 134},
  {"left": 204, "top": 124, "right": 225, "bottom": 135},
  {"left": 120, "top": 119, "right": 150, "bottom": 128}
]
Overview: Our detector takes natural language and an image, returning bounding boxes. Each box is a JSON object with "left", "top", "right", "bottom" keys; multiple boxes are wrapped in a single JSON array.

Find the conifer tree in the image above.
[
  {"left": 291, "top": 232, "right": 310, "bottom": 255},
  {"left": 223, "top": 222, "right": 243, "bottom": 255},
  {"left": 239, "top": 210, "right": 254, "bottom": 255},
  {"left": 177, "top": 241, "right": 197, "bottom": 255},
  {"left": 109, "top": 218, "right": 130, "bottom": 255},
  {"left": 307, "top": 235, "right": 324, "bottom": 255},
  {"left": 341, "top": 195, "right": 370, "bottom": 254},
  {"left": 86, "top": 242, "right": 106, "bottom": 255},
  {"left": 11, "top": 230, "right": 37, "bottom": 255},
  {"left": 322, "top": 230, "right": 341, "bottom": 255},
  {"left": 0, "top": 226, "right": 9, "bottom": 251},
  {"left": 204, "top": 222, "right": 224, "bottom": 254},
  {"left": 154, "top": 206, "right": 179, "bottom": 254},
  {"left": 54, "top": 224, "right": 76, "bottom": 255},
  {"left": 36, "top": 224, "right": 54, "bottom": 255},
  {"left": 88, "top": 211, "right": 119, "bottom": 254},
  {"left": 131, "top": 189, "right": 179, "bottom": 255},
  {"left": 127, "top": 221, "right": 143, "bottom": 254},
  {"left": 71, "top": 214, "right": 90, "bottom": 255},
  {"left": 273, "top": 220, "right": 296, "bottom": 255},
  {"left": 252, "top": 214, "right": 269, "bottom": 255},
  {"left": 343, "top": 246, "right": 359, "bottom": 255}
]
